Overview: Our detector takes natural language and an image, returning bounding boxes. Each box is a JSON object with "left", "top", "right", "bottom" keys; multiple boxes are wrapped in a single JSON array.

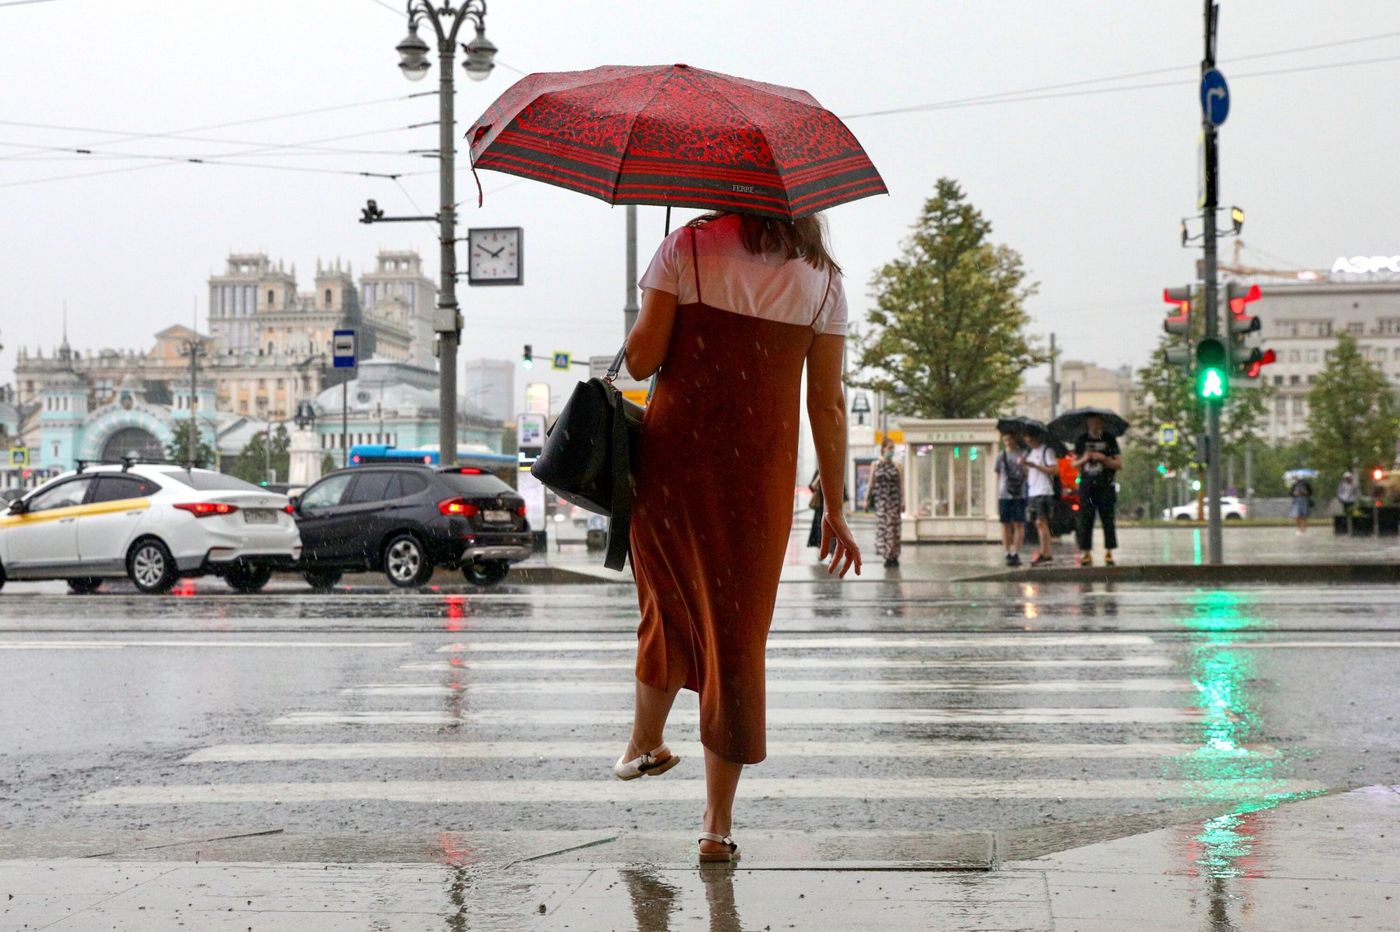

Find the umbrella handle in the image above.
[
  {"left": 665, "top": 205, "right": 671, "bottom": 236},
  {"left": 472, "top": 166, "right": 484, "bottom": 208}
]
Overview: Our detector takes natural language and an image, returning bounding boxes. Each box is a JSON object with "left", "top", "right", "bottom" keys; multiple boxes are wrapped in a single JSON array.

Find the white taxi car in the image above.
[{"left": 0, "top": 463, "right": 302, "bottom": 594}]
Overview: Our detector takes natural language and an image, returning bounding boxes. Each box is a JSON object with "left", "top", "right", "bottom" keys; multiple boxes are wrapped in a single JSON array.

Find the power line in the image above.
[{"left": 842, "top": 30, "right": 1400, "bottom": 119}]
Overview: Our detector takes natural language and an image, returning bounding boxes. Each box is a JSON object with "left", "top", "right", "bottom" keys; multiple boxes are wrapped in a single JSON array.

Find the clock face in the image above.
[{"left": 467, "top": 227, "right": 523, "bottom": 285}]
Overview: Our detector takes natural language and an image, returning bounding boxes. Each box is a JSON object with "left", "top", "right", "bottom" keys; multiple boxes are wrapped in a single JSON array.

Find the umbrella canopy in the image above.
[
  {"left": 1284, "top": 468, "right": 1319, "bottom": 483},
  {"left": 996, "top": 415, "right": 1031, "bottom": 435},
  {"left": 1048, "top": 407, "right": 1130, "bottom": 442},
  {"left": 466, "top": 63, "right": 887, "bottom": 220},
  {"left": 1014, "top": 417, "right": 1066, "bottom": 455}
]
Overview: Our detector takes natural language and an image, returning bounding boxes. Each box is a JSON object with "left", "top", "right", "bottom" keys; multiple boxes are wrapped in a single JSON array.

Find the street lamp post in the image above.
[{"left": 393, "top": 1, "right": 497, "bottom": 466}]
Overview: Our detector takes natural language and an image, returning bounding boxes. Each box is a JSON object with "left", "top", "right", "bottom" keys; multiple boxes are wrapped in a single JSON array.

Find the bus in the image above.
[{"left": 346, "top": 444, "right": 518, "bottom": 488}]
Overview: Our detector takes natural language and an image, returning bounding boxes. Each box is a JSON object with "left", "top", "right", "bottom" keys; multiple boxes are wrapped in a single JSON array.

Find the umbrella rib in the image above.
[{"left": 699, "top": 81, "right": 792, "bottom": 216}]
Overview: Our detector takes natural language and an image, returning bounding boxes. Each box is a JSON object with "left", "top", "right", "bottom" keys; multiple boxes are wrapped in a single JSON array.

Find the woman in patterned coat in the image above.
[{"left": 866, "top": 437, "right": 903, "bottom": 568}]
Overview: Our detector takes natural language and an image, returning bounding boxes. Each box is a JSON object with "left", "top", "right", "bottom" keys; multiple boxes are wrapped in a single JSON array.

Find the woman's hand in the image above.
[{"left": 820, "top": 511, "right": 862, "bottom": 578}]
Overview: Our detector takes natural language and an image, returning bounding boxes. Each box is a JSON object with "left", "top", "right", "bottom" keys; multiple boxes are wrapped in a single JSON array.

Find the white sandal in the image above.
[
  {"left": 697, "top": 832, "right": 740, "bottom": 863},
  {"left": 613, "top": 743, "right": 680, "bottom": 781}
]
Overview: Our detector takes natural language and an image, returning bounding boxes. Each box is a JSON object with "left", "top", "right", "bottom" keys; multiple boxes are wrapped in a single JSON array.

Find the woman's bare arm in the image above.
[
  {"left": 625, "top": 288, "right": 678, "bottom": 379},
  {"left": 806, "top": 333, "right": 861, "bottom": 577}
]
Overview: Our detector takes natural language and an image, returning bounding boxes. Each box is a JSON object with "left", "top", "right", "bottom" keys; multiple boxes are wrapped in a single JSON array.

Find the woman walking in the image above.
[
  {"left": 866, "top": 438, "right": 903, "bottom": 567},
  {"left": 619, "top": 210, "right": 861, "bottom": 863}
]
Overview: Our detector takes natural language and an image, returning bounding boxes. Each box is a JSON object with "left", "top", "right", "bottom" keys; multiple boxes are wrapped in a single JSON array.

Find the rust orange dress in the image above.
[{"left": 630, "top": 218, "right": 843, "bottom": 764}]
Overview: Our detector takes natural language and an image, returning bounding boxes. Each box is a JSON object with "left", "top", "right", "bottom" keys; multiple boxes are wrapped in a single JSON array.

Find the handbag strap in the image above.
[
  {"left": 604, "top": 344, "right": 626, "bottom": 384},
  {"left": 603, "top": 387, "right": 633, "bottom": 571}
]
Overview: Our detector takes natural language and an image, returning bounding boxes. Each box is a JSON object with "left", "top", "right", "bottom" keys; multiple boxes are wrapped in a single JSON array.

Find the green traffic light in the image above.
[
  {"left": 1200, "top": 368, "right": 1226, "bottom": 399},
  {"left": 1195, "top": 338, "right": 1230, "bottom": 401}
]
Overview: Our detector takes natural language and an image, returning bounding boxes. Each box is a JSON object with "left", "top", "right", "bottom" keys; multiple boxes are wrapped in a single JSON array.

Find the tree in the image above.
[
  {"left": 853, "top": 178, "right": 1045, "bottom": 419},
  {"left": 320, "top": 453, "right": 338, "bottom": 476},
  {"left": 165, "top": 426, "right": 216, "bottom": 468},
  {"left": 230, "top": 425, "right": 291, "bottom": 484},
  {"left": 1133, "top": 333, "right": 1271, "bottom": 484},
  {"left": 1306, "top": 331, "right": 1400, "bottom": 477}
]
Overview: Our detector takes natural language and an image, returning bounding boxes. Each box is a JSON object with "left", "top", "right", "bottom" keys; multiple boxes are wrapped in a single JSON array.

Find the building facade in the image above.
[
  {"left": 1250, "top": 278, "right": 1400, "bottom": 443},
  {"left": 359, "top": 251, "right": 438, "bottom": 370},
  {"left": 1014, "top": 360, "right": 1136, "bottom": 425}
]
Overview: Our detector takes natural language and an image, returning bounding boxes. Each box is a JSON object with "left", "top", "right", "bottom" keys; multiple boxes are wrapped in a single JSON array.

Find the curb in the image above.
[{"left": 957, "top": 562, "right": 1400, "bottom": 584}]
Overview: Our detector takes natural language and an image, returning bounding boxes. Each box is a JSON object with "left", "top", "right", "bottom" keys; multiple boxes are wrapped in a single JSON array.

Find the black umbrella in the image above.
[
  {"left": 996, "top": 415, "right": 1031, "bottom": 435},
  {"left": 1015, "top": 417, "right": 1067, "bottom": 456},
  {"left": 1048, "top": 407, "right": 1130, "bottom": 442}
]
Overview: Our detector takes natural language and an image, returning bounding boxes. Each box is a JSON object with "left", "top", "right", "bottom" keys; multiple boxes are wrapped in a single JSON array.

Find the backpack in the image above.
[{"left": 1000, "top": 452, "right": 1027, "bottom": 498}]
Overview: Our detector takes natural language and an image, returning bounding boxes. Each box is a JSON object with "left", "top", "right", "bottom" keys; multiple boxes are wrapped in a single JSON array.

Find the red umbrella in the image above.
[{"left": 466, "top": 63, "right": 886, "bottom": 220}]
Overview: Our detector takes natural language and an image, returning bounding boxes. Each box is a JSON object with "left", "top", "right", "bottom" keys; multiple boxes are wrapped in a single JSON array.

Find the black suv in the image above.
[{"left": 291, "top": 465, "right": 531, "bottom": 589}]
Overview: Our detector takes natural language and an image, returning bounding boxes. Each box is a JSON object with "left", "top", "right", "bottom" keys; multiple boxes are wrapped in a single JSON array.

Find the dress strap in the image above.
[
  {"left": 689, "top": 226, "right": 702, "bottom": 304},
  {"left": 810, "top": 268, "right": 835, "bottom": 329}
]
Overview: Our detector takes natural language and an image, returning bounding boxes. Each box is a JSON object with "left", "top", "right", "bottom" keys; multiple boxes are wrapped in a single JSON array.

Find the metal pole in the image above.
[
  {"left": 1048, "top": 332, "right": 1058, "bottom": 419},
  {"left": 189, "top": 340, "right": 198, "bottom": 465},
  {"left": 264, "top": 421, "right": 271, "bottom": 483},
  {"left": 624, "top": 205, "right": 639, "bottom": 338},
  {"left": 436, "top": 34, "right": 460, "bottom": 466},
  {"left": 341, "top": 379, "right": 348, "bottom": 468},
  {"left": 1202, "top": 0, "right": 1223, "bottom": 564}
]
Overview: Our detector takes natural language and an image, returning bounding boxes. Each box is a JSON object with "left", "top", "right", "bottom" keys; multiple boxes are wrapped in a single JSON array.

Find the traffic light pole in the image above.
[{"left": 1201, "top": 0, "right": 1224, "bottom": 564}]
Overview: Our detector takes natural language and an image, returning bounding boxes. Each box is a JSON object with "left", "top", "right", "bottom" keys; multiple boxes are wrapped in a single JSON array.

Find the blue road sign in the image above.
[
  {"left": 1200, "top": 69, "right": 1229, "bottom": 126},
  {"left": 332, "top": 329, "right": 357, "bottom": 369},
  {"left": 551, "top": 352, "right": 571, "bottom": 371}
]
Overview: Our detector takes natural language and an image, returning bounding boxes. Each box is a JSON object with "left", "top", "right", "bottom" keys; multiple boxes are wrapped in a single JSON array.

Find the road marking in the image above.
[
  {"left": 271, "top": 707, "right": 1205, "bottom": 726},
  {"left": 183, "top": 740, "right": 1276, "bottom": 764},
  {"left": 402, "top": 657, "right": 1174, "bottom": 672},
  {"left": 435, "top": 635, "right": 1159, "bottom": 653},
  {"left": 343, "top": 679, "right": 1195, "bottom": 697},
  {"left": 81, "top": 777, "right": 1324, "bottom": 806},
  {"left": 0, "top": 640, "right": 413, "bottom": 650},
  {"left": 1213, "top": 641, "right": 1400, "bottom": 649}
]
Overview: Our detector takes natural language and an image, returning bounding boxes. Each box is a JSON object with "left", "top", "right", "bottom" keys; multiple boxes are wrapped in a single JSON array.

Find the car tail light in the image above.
[
  {"left": 174, "top": 502, "right": 239, "bottom": 518},
  {"left": 456, "top": 467, "right": 483, "bottom": 474},
  {"left": 438, "top": 498, "right": 480, "bottom": 517},
  {"left": 283, "top": 504, "right": 296, "bottom": 515},
  {"left": 515, "top": 504, "right": 527, "bottom": 517}
]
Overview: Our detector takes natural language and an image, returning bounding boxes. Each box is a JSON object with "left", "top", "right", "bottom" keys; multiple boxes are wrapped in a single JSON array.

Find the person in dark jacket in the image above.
[{"left": 1071, "top": 414, "right": 1123, "bottom": 567}]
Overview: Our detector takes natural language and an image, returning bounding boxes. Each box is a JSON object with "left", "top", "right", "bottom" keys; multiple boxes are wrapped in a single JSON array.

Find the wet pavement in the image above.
[{"left": 2, "top": 524, "right": 1398, "bottom": 929}]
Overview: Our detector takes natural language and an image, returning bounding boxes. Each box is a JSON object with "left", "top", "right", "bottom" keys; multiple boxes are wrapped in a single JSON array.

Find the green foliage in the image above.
[
  {"left": 164, "top": 425, "right": 216, "bottom": 468},
  {"left": 229, "top": 425, "right": 291, "bottom": 484},
  {"left": 853, "top": 178, "right": 1046, "bottom": 419},
  {"left": 320, "top": 453, "right": 338, "bottom": 476},
  {"left": 1133, "top": 333, "right": 1271, "bottom": 477},
  {"left": 1305, "top": 331, "right": 1400, "bottom": 476},
  {"left": 1248, "top": 441, "right": 1312, "bottom": 497}
]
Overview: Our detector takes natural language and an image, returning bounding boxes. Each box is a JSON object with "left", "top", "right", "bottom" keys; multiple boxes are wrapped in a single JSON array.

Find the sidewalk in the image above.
[{"left": 4, "top": 786, "right": 1396, "bottom": 930}]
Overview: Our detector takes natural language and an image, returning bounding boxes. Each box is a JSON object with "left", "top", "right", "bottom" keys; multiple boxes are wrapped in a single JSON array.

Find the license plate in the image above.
[
  {"left": 483, "top": 510, "right": 511, "bottom": 524},
  {"left": 243, "top": 509, "right": 278, "bottom": 524}
]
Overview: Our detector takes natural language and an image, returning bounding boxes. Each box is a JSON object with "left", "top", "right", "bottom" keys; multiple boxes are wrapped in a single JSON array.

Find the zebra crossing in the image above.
[{"left": 75, "top": 614, "right": 1323, "bottom": 826}]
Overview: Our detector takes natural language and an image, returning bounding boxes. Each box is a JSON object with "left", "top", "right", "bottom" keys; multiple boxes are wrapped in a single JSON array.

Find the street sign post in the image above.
[
  {"left": 551, "top": 352, "right": 571, "bottom": 371},
  {"left": 517, "top": 413, "right": 546, "bottom": 451},
  {"left": 8, "top": 447, "right": 28, "bottom": 468},
  {"left": 332, "top": 329, "right": 356, "bottom": 466},
  {"left": 1158, "top": 424, "right": 1178, "bottom": 447}
]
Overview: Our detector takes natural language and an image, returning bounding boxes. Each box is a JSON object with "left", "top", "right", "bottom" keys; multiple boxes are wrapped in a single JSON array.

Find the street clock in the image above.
[{"left": 467, "top": 227, "right": 523, "bottom": 285}]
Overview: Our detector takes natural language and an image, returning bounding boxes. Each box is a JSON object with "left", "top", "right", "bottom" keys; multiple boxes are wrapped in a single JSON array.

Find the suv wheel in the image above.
[
  {"left": 303, "top": 569, "right": 343, "bottom": 592},
  {"left": 127, "top": 538, "right": 179, "bottom": 594},
  {"left": 66, "top": 577, "right": 103, "bottom": 594},
  {"left": 225, "top": 565, "right": 273, "bottom": 593},
  {"left": 383, "top": 534, "right": 432, "bottom": 588},
  {"left": 463, "top": 560, "right": 510, "bottom": 587}
]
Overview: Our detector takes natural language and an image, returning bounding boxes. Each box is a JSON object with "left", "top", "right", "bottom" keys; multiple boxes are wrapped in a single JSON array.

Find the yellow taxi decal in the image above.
[{"left": 0, "top": 498, "right": 151, "bottom": 529}]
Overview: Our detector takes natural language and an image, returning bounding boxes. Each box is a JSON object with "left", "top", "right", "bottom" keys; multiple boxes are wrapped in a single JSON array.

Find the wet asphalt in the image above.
[{"left": 2, "top": 550, "right": 1399, "bottom": 862}]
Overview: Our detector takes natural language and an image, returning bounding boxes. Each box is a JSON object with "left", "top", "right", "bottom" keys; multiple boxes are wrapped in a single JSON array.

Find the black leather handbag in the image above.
[{"left": 530, "top": 346, "right": 643, "bottom": 570}]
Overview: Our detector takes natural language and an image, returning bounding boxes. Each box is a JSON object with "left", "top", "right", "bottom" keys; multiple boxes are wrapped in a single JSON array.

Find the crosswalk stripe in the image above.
[
  {"left": 342, "top": 679, "right": 1196, "bottom": 696},
  {"left": 271, "top": 707, "right": 1205, "bottom": 726},
  {"left": 80, "top": 777, "right": 1325, "bottom": 806},
  {"left": 0, "top": 640, "right": 413, "bottom": 650},
  {"left": 182, "top": 740, "right": 1276, "bottom": 764},
  {"left": 402, "top": 657, "right": 1174, "bottom": 672},
  {"left": 434, "top": 635, "right": 1158, "bottom": 653}
]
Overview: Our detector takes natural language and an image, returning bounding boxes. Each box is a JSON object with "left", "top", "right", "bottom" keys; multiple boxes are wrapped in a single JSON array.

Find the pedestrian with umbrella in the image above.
[
  {"left": 994, "top": 416, "right": 1030, "bottom": 567},
  {"left": 1050, "top": 407, "right": 1127, "bottom": 567},
  {"left": 1020, "top": 419, "right": 1059, "bottom": 566},
  {"left": 468, "top": 64, "right": 883, "bottom": 864}
]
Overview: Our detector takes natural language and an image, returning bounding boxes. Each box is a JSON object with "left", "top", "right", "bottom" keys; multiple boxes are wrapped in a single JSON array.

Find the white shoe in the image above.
[{"left": 613, "top": 743, "right": 679, "bottom": 781}]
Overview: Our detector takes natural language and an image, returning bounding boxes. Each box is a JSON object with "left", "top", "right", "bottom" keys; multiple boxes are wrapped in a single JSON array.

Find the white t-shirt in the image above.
[
  {"left": 1025, "top": 445, "right": 1058, "bottom": 498},
  {"left": 639, "top": 214, "right": 848, "bottom": 336}
]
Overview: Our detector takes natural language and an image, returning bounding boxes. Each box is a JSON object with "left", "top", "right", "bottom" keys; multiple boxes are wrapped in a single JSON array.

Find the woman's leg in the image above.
[
  {"left": 700, "top": 744, "right": 744, "bottom": 854},
  {"left": 625, "top": 675, "right": 683, "bottom": 761}
]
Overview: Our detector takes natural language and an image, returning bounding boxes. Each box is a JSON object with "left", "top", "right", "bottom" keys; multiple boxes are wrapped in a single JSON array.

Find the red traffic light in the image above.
[
  {"left": 1227, "top": 282, "right": 1261, "bottom": 316},
  {"left": 1245, "top": 348, "right": 1277, "bottom": 378}
]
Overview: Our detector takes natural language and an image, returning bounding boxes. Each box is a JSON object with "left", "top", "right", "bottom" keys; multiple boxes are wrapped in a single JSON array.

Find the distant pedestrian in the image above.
[
  {"left": 866, "top": 438, "right": 903, "bottom": 568},
  {"left": 1072, "top": 414, "right": 1123, "bottom": 567},
  {"left": 1336, "top": 471, "right": 1359, "bottom": 516},
  {"left": 995, "top": 432, "right": 1028, "bottom": 566},
  {"left": 1290, "top": 474, "right": 1315, "bottom": 534},
  {"left": 1023, "top": 432, "right": 1059, "bottom": 566}
]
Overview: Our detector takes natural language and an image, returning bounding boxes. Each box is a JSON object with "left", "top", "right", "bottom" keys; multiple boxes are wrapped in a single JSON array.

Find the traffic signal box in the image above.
[
  {"left": 1162, "top": 286, "right": 1194, "bottom": 368},
  {"left": 522, "top": 344, "right": 534, "bottom": 369},
  {"left": 1226, "top": 282, "right": 1275, "bottom": 383}
]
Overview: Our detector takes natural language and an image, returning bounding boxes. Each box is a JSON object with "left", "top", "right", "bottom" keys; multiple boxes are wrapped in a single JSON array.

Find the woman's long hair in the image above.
[{"left": 688, "top": 211, "right": 841, "bottom": 274}]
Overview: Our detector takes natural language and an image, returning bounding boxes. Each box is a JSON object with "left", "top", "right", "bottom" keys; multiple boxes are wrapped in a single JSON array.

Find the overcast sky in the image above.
[{"left": 4, "top": 0, "right": 1399, "bottom": 410}]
